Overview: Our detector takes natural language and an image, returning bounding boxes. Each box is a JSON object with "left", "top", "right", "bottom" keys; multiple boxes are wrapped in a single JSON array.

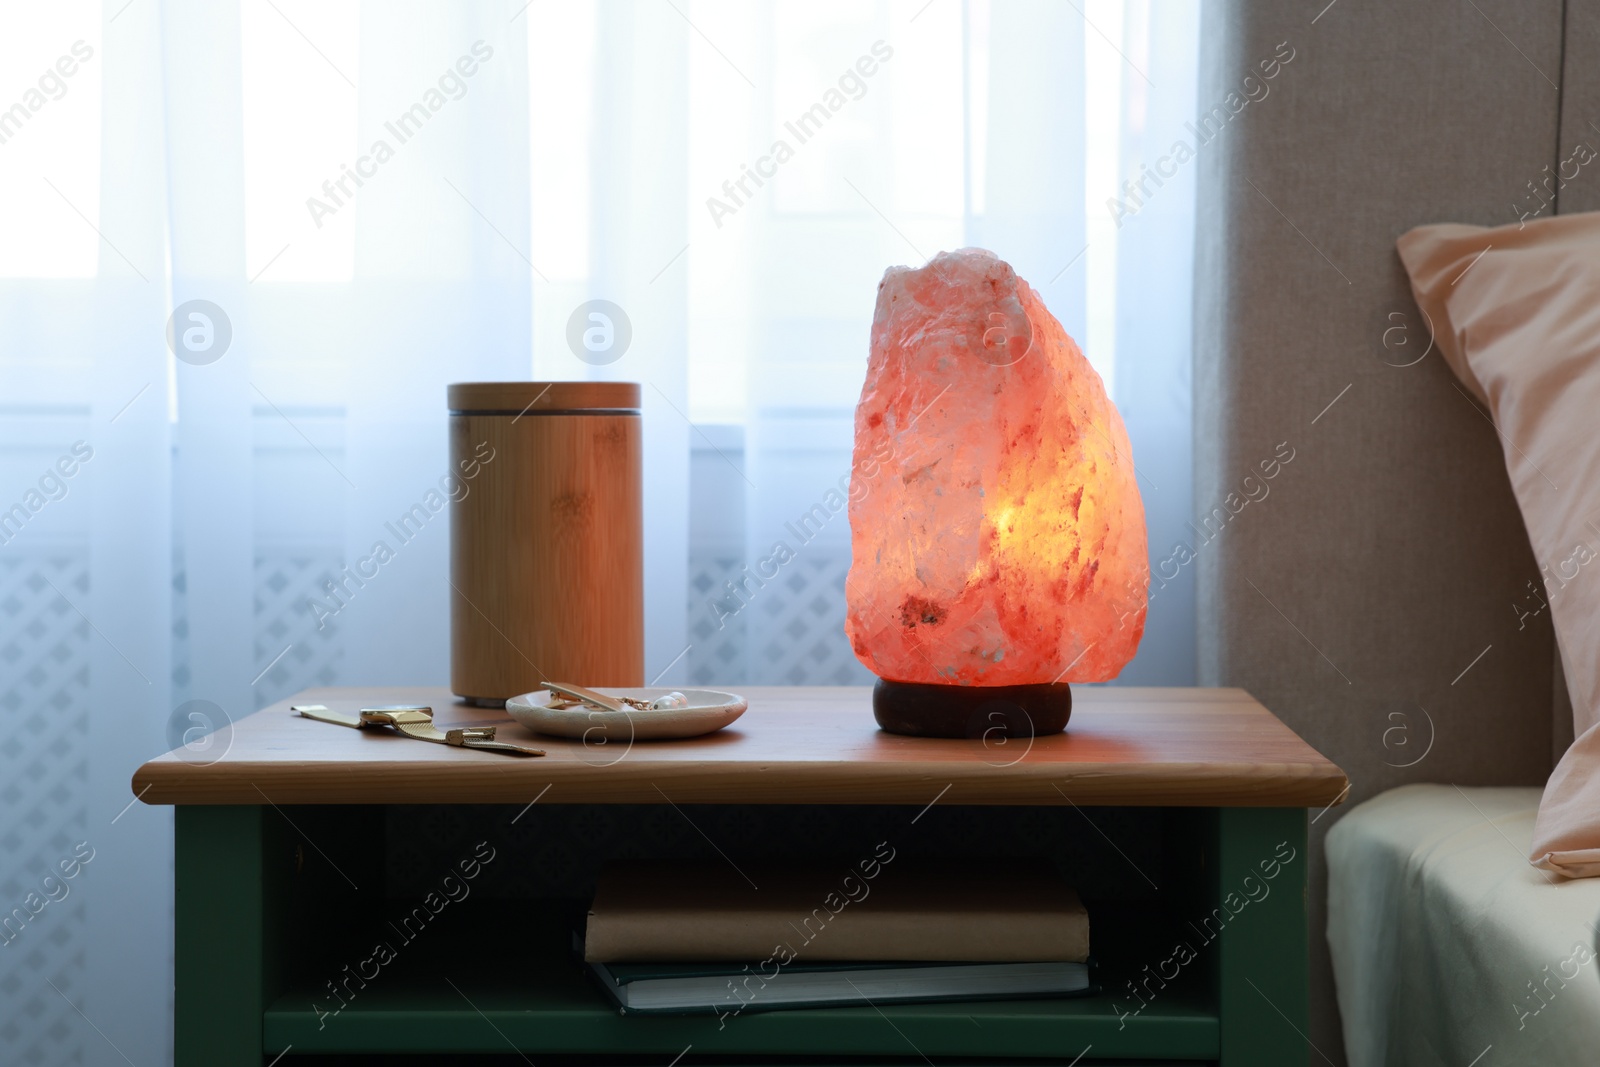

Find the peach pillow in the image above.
[{"left": 1398, "top": 213, "right": 1600, "bottom": 878}]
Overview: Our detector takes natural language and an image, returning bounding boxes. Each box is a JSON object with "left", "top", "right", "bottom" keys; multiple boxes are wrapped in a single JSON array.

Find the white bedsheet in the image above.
[{"left": 1327, "top": 784, "right": 1600, "bottom": 1067}]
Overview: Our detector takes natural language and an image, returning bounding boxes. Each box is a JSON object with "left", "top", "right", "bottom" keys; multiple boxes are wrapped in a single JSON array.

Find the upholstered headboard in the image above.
[{"left": 1193, "top": 0, "right": 1591, "bottom": 1060}]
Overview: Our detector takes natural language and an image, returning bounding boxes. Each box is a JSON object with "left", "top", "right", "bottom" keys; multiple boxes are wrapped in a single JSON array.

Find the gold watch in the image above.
[{"left": 292, "top": 704, "right": 544, "bottom": 757}]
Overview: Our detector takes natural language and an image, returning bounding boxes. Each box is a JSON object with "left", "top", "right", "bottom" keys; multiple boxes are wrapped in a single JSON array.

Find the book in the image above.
[
  {"left": 585, "top": 957, "right": 1094, "bottom": 1015},
  {"left": 584, "top": 858, "right": 1089, "bottom": 963}
]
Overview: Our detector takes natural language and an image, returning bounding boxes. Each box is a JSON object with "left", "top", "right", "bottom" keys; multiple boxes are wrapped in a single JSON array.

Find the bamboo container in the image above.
[{"left": 449, "top": 382, "right": 643, "bottom": 705}]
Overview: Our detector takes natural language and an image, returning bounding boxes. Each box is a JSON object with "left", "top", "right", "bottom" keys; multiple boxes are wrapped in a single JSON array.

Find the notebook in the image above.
[
  {"left": 585, "top": 957, "right": 1094, "bottom": 1014},
  {"left": 584, "top": 859, "right": 1090, "bottom": 963}
]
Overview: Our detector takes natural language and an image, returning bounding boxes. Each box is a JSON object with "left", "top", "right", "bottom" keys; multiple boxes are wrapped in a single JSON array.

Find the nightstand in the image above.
[{"left": 134, "top": 685, "right": 1346, "bottom": 1066}]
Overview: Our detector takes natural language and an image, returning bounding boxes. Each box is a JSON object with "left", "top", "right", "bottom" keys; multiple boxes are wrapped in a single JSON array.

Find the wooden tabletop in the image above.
[{"left": 132, "top": 686, "right": 1347, "bottom": 808}]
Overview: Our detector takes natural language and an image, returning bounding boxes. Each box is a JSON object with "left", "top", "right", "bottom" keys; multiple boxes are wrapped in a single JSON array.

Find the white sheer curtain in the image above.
[{"left": 0, "top": 1, "right": 1194, "bottom": 1062}]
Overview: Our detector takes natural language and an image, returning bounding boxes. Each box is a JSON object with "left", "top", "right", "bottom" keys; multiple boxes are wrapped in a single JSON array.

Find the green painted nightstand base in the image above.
[{"left": 174, "top": 804, "right": 1311, "bottom": 1066}]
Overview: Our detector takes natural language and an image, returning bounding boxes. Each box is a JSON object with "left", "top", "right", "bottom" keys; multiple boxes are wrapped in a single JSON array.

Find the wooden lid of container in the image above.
[{"left": 448, "top": 381, "right": 641, "bottom": 414}]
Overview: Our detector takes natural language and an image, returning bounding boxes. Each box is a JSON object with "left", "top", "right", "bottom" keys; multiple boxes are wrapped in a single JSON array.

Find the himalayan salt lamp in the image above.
[{"left": 845, "top": 248, "right": 1148, "bottom": 737}]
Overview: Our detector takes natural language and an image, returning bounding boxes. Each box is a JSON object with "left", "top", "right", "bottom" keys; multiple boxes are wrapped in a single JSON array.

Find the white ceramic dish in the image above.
[{"left": 506, "top": 687, "right": 747, "bottom": 741}]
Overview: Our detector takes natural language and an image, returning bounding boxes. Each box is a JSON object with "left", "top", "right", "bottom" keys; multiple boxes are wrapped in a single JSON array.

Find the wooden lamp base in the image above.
[{"left": 871, "top": 679, "right": 1072, "bottom": 738}]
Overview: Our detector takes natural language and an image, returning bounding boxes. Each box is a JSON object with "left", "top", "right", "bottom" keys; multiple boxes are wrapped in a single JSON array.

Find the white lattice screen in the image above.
[
  {"left": 684, "top": 424, "right": 874, "bottom": 689},
  {"left": 0, "top": 551, "right": 90, "bottom": 1067}
]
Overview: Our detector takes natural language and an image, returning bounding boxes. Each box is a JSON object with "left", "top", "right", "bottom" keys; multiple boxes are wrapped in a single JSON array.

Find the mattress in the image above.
[{"left": 1327, "top": 784, "right": 1600, "bottom": 1067}]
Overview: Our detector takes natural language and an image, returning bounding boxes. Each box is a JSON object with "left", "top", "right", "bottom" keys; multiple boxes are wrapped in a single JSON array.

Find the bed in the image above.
[
  {"left": 1192, "top": 0, "right": 1600, "bottom": 1057},
  {"left": 1327, "top": 784, "right": 1600, "bottom": 1066}
]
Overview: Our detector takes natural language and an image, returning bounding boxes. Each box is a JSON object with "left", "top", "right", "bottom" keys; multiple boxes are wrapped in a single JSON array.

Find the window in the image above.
[{"left": 0, "top": 5, "right": 102, "bottom": 279}]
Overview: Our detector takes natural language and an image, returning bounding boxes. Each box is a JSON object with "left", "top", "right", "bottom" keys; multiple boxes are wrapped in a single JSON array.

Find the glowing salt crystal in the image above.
[{"left": 845, "top": 248, "right": 1148, "bottom": 686}]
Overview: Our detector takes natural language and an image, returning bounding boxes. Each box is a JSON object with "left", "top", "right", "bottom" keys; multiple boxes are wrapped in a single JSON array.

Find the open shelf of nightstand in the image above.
[{"left": 264, "top": 898, "right": 1217, "bottom": 1060}]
